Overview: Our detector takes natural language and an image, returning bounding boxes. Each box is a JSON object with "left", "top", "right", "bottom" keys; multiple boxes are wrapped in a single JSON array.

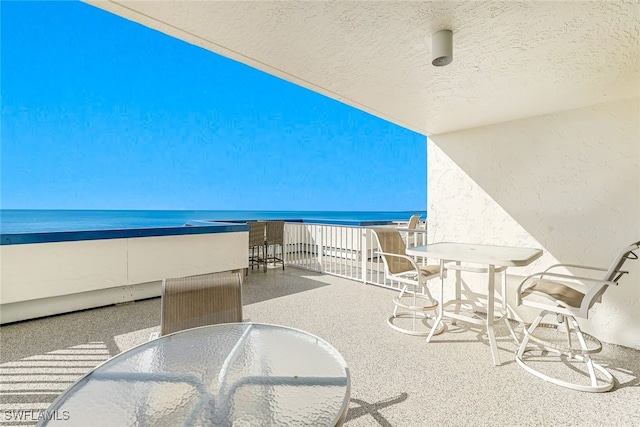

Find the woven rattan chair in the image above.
[
  {"left": 160, "top": 271, "right": 243, "bottom": 336},
  {"left": 248, "top": 221, "right": 266, "bottom": 274},
  {"left": 515, "top": 241, "right": 639, "bottom": 392},
  {"left": 265, "top": 221, "right": 285, "bottom": 270},
  {"left": 372, "top": 228, "right": 445, "bottom": 336}
]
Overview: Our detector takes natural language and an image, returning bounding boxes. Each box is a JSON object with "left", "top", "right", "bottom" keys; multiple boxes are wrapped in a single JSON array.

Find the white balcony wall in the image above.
[
  {"left": 0, "top": 232, "right": 248, "bottom": 323},
  {"left": 427, "top": 97, "right": 640, "bottom": 349}
]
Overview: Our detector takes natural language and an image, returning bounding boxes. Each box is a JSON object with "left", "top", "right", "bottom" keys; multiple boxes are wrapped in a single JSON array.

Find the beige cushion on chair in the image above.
[
  {"left": 419, "top": 265, "right": 441, "bottom": 277},
  {"left": 524, "top": 279, "right": 585, "bottom": 308}
]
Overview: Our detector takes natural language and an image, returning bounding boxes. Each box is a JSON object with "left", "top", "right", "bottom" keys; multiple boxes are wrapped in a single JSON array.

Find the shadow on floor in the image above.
[
  {"left": 346, "top": 393, "right": 409, "bottom": 426},
  {"left": 241, "top": 267, "right": 331, "bottom": 305}
]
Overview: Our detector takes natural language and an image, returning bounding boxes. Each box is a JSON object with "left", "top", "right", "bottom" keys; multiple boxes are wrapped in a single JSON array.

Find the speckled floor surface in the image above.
[{"left": 1, "top": 267, "right": 639, "bottom": 426}]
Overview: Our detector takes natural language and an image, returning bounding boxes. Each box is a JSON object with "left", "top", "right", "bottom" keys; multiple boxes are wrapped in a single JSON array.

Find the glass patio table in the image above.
[
  {"left": 406, "top": 242, "right": 543, "bottom": 366},
  {"left": 38, "top": 323, "right": 350, "bottom": 426}
]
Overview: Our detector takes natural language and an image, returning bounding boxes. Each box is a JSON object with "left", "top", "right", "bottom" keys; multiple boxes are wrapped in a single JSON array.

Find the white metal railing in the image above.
[{"left": 283, "top": 221, "right": 428, "bottom": 291}]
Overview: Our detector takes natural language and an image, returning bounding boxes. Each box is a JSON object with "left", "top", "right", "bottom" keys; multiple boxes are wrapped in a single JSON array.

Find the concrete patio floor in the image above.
[{"left": 1, "top": 267, "right": 639, "bottom": 426}]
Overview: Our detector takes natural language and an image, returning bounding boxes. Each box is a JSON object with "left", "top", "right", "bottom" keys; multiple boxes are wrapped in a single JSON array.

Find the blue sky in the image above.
[{"left": 1, "top": 1, "right": 426, "bottom": 211}]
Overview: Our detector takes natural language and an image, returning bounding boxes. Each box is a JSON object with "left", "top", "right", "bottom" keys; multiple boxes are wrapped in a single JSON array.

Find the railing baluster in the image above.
[{"left": 338, "top": 226, "right": 342, "bottom": 275}]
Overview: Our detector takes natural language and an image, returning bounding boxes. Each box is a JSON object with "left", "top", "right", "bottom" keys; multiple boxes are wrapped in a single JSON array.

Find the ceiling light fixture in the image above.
[{"left": 432, "top": 30, "right": 453, "bottom": 66}]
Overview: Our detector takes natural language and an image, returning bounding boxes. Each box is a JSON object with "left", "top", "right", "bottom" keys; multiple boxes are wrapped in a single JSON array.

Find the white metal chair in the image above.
[
  {"left": 372, "top": 228, "right": 445, "bottom": 336},
  {"left": 404, "top": 214, "right": 422, "bottom": 248},
  {"left": 515, "top": 241, "right": 639, "bottom": 392},
  {"left": 407, "top": 214, "right": 420, "bottom": 230}
]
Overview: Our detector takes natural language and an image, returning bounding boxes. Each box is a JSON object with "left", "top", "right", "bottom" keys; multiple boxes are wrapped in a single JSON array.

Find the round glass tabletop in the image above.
[{"left": 40, "top": 323, "right": 350, "bottom": 426}]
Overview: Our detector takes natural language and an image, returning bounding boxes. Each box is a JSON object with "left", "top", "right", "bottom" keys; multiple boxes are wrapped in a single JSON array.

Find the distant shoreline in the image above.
[{"left": 0, "top": 209, "right": 427, "bottom": 234}]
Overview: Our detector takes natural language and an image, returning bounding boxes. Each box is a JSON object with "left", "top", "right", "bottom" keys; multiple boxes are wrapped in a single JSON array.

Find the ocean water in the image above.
[{"left": 0, "top": 210, "right": 426, "bottom": 234}]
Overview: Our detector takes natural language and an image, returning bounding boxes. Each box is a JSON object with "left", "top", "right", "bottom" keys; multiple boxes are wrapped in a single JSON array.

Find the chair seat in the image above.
[
  {"left": 418, "top": 265, "right": 440, "bottom": 276},
  {"left": 522, "top": 279, "right": 585, "bottom": 308}
]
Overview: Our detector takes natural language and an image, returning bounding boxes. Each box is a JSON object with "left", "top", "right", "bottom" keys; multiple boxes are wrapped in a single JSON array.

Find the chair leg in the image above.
[
  {"left": 388, "top": 283, "right": 443, "bottom": 337},
  {"left": 516, "top": 312, "right": 545, "bottom": 360},
  {"left": 281, "top": 244, "right": 285, "bottom": 270},
  {"left": 412, "top": 289, "right": 418, "bottom": 332},
  {"left": 515, "top": 312, "right": 614, "bottom": 392},
  {"left": 568, "top": 317, "right": 599, "bottom": 388},
  {"left": 266, "top": 243, "right": 285, "bottom": 270},
  {"left": 392, "top": 285, "right": 407, "bottom": 317},
  {"left": 563, "top": 316, "right": 572, "bottom": 348},
  {"left": 427, "top": 267, "right": 446, "bottom": 343}
]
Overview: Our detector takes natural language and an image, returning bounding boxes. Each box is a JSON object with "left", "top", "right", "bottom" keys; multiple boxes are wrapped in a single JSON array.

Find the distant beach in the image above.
[{"left": 0, "top": 210, "right": 426, "bottom": 234}]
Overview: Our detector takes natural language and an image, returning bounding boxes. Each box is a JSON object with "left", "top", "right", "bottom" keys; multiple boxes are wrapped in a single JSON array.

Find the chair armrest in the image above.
[
  {"left": 515, "top": 272, "right": 617, "bottom": 306},
  {"left": 516, "top": 272, "right": 544, "bottom": 303},
  {"left": 543, "top": 263, "right": 608, "bottom": 274},
  {"left": 520, "top": 272, "right": 617, "bottom": 289},
  {"left": 538, "top": 272, "right": 618, "bottom": 286},
  {"left": 375, "top": 251, "right": 421, "bottom": 272},
  {"left": 395, "top": 227, "right": 428, "bottom": 234}
]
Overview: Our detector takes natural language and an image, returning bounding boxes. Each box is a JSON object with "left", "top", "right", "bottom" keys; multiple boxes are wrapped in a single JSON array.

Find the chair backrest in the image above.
[
  {"left": 588, "top": 241, "right": 640, "bottom": 309},
  {"left": 408, "top": 215, "right": 420, "bottom": 230},
  {"left": 603, "top": 241, "right": 640, "bottom": 282},
  {"left": 372, "top": 228, "right": 413, "bottom": 275},
  {"left": 266, "top": 221, "right": 285, "bottom": 245},
  {"left": 161, "top": 271, "right": 243, "bottom": 336},
  {"left": 248, "top": 221, "right": 266, "bottom": 248}
]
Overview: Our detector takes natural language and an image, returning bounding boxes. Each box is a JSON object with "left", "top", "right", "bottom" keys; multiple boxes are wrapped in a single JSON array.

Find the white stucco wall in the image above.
[{"left": 427, "top": 97, "right": 640, "bottom": 349}]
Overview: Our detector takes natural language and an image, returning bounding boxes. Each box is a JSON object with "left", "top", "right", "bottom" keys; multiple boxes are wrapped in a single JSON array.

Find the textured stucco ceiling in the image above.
[{"left": 84, "top": 1, "right": 640, "bottom": 136}]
